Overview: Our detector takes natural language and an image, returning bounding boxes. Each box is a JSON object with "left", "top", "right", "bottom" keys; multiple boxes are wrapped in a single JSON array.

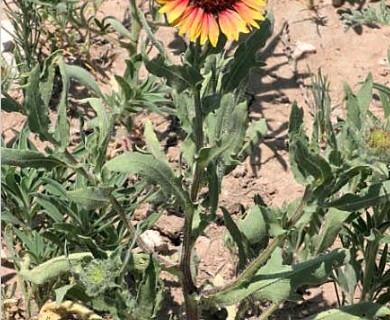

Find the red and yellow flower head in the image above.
[{"left": 157, "top": 0, "right": 266, "bottom": 47}]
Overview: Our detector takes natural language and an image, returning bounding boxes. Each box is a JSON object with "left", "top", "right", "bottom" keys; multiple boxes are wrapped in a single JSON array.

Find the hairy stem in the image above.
[
  {"left": 180, "top": 42, "right": 204, "bottom": 320},
  {"left": 136, "top": 7, "right": 166, "bottom": 57},
  {"left": 259, "top": 302, "right": 280, "bottom": 320},
  {"left": 128, "top": 0, "right": 142, "bottom": 55}
]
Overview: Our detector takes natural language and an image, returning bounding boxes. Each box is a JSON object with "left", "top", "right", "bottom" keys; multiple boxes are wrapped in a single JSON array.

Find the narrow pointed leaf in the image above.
[
  {"left": 222, "top": 207, "right": 252, "bottom": 270},
  {"left": 144, "top": 120, "right": 168, "bottom": 165}
]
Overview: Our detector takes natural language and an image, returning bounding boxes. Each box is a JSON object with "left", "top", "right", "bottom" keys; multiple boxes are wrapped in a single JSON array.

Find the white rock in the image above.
[
  {"left": 292, "top": 41, "right": 317, "bottom": 60},
  {"left": 1, "top": 20, "right": 15, "bottom": 52},
  {"left": 140, "top": 230, "right": 169, "bottom": 252}
]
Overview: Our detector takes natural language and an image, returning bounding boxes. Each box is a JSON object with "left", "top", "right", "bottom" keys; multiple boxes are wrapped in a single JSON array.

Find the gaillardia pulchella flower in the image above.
[{"left": 157, "top": 0, "right": 266, "bottom": 47}]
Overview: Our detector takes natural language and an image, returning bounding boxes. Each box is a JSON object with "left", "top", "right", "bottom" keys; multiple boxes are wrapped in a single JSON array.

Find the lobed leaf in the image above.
[{"left": 26, "top": 64, "right": 54, "bottom": 142}]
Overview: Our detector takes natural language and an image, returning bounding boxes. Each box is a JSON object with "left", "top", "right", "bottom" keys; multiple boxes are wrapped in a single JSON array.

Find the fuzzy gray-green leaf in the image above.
[
  {"left": 105, "top": 152, "right": 189, "bottom": 205},
  {"left": 64, "top": 64, "right": 103, "bottom": 97},
  {"left": 1, "top": 148, "right": 65, "bottom": 169},
  {"left": 145, "top": 55, "right": 203, "bottom": 93},
  {"left": 237, "top": 206, "right": 268, "bottom": 247},
  {"left": 203, "top": 248, "right": 349, "bottom": 306},
  {"left": 326, "top": 180, "right": 390, "bottom": 211},
  {"left": 134, "top": 256, "right": 162, "bottom": 319},
  {"left": 222, "top": 17, "right": 273, "bottom": 92},
  {"left": 19, "top": 253, "right": 93, "bottom": 285},
  {"left": 144, "top": 120, "right": 168, "bottom": 165},
  {"left": 26, "top": 64, "right": 54, "bottom": 142},
  {"left": 302, "top": 302, "right": 390, "bottom": 320},
  {"left": 311, "top": 208, "right": 350, "bottom": 255},
  {"left": 67, "top": 186, "right": 113, "bottom": 210}
]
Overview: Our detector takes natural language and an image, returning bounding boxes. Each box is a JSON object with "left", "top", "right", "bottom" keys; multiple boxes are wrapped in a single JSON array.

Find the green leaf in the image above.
[
  {"left": 379, "top": 91, "right": 390, "bottom": 119},
  {"left": 1, "top": 94, "right": 25, "bottom": 114},
  {"left": 1, "top": 148, "right": 65, "bottom": 169},
  {"left": 134, "top": 255, "right": 163, "bottom": 319},
  {"left": 26, "top": 64, "right": 54, "bottom": 142},
  {"left": 19, "top": 252, "right": 93, "bottom": 285},
  {"left": 326, "top": 180, "right": 390, "bottom": 211},
  {"left": 206, "top": 92, "right": 248, "bottom": 165},
  {"left": 310, "top": 208, "right": 350, "bottom": 255},
  {"left": 55, "top": 284, "right": 76, "bottom": 307},
  {"left": 239, "top": 118, "right": 267, "bottom": 160},
  {"left": 64, "top": 64, "right": 103, "bottom": 97},
  {"left": 356, "top": 73, "right": 373, "bottom": 117},
  {"left": 302, "top": 302, "right": 390, "bottom": 320},
  {"left": 105, "top": 152, "right": 189, "bottom": 206},
  {"left": 55, "top": 54, "right": 71, "bottom": 148},
  {"left": 237, "top": 206, "right": 268, "bottom": 247},
  {"left": 288, "top": 102, "right": 305, "bottom": 139},
  {"left": 289, "top": 139, "right": 333, "bottom": 186},
  {"left": 197, "top": 145, "right": 230, "bottom": 169},
  {"left": 145, "top": 55, "right": 203, "bottom": 93},
  {"left": 222, "top": 207, "right": 252, "bottom": 270},
  {"left": 222, "top": 17, "right": 273, "bottom": 92},
  {"left": 203, "top": 248, "right": 349, "bottom": 306},
  {"left": 345, "top": 87, "right": 361, "bottom": 129},
  {"left": 67, "top": 186, "right": 113, "bottom": 210},
  {"left": 144, "top": 120, "right": 168, "bottom": 165},
  {"left": 35, "top": 197, "right": 64, "bottom": 223},
  {"left": 105, "top": 17, "right": 133, "bottom": 39},
  {"left": 82, "top": 98, "right": 111, "bottom": 171}
]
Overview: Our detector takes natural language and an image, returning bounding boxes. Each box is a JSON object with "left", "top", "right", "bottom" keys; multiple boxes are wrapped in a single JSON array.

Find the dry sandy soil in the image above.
[{"left": 1, "top": 0, "right": 390, "bottom": 319}]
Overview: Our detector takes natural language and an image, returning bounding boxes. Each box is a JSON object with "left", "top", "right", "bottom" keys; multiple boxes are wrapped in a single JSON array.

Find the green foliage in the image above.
[
  {"left": 302, "top": 302, "right": 390, "bottom": 320},
  {"left": 19, "top": 253, "right": 93, "bottom": 285},
  {"left": 1, "top": 148, "right": 66, "bottom": 169},
  {"left": 202, "top": 248, "right": 349, "bottom": 306},
  {"left": 3, "top": 1, "right": 390, "bottom": 319},
  {"left": 342, "top": 0, "right": 390, "bottom": 29},
  {"left": 80, "top": 258, "right": 121, "bottom": 297}
]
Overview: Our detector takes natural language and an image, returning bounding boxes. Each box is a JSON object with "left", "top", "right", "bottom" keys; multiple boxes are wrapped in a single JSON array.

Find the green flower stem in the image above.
[
  {"left": 128, "top": 0, "right": 142, "bottom": 55},
  {"left": 180, "top": 42, "right": 204, "bottom": 320},
  {"left": 136, "top": 6, "right": 166, "bottom": 57}
]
